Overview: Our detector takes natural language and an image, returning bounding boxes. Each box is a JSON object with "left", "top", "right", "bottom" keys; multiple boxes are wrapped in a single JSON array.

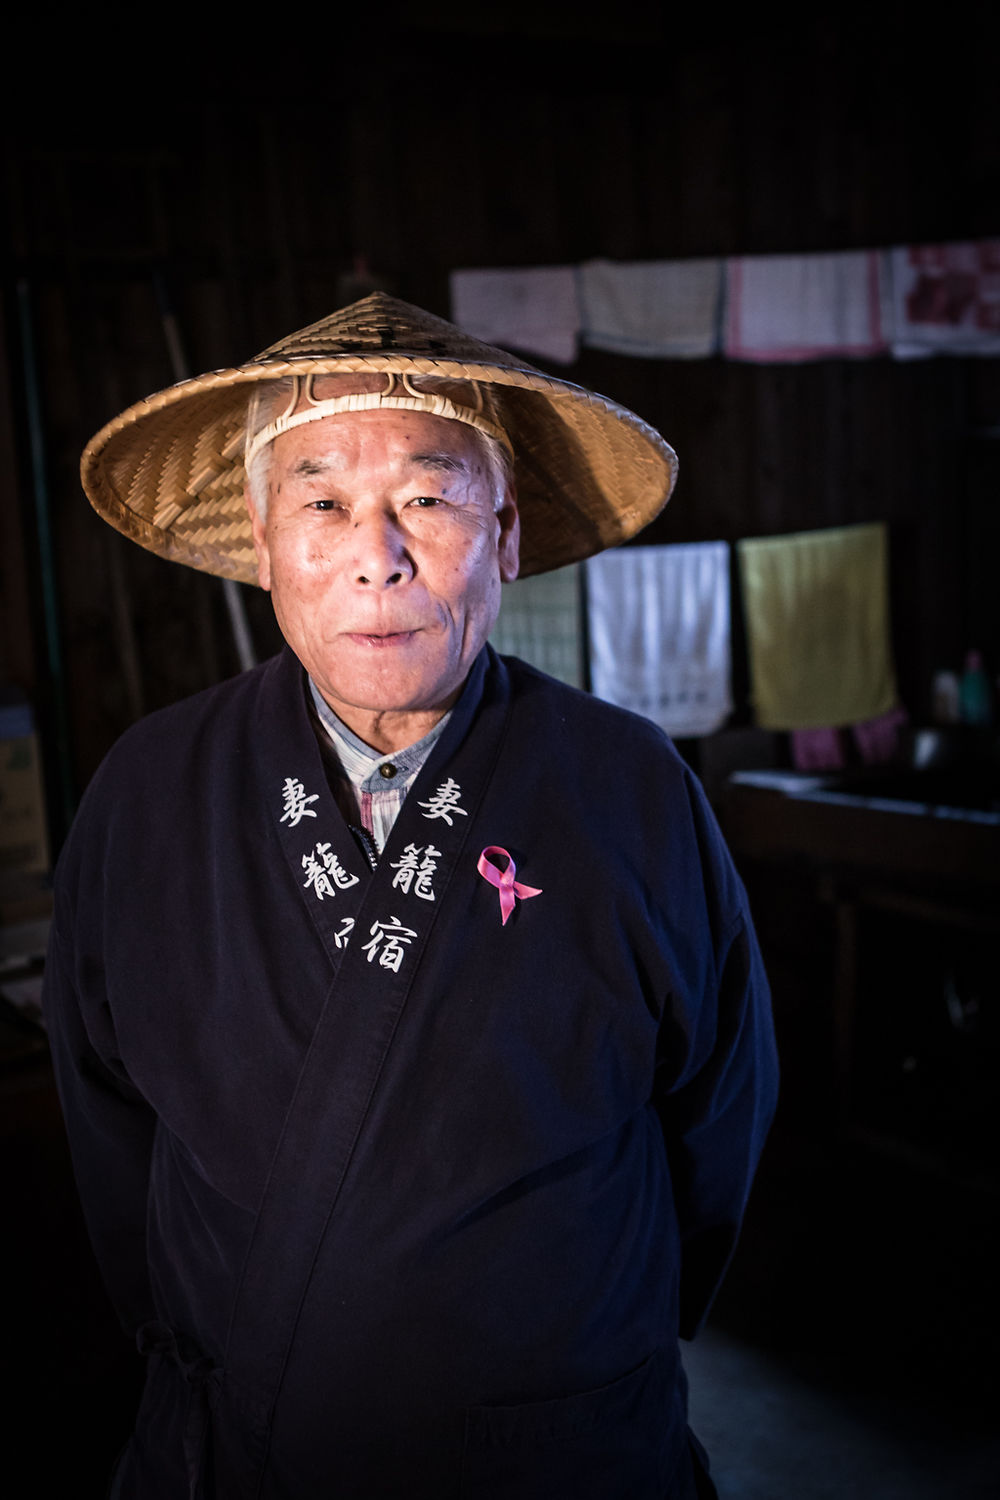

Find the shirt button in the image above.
[{"left": 379, "top": 763, "right": 398, "bottom": 780}]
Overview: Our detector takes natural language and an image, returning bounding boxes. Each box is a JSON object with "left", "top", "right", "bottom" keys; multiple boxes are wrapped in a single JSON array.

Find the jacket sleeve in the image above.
[
  {"left": 653, "top": 775, "right": 779, "bottom": 1341},
  {"left": 44, "top": 910, "right": 158, "bottom": 1336}
]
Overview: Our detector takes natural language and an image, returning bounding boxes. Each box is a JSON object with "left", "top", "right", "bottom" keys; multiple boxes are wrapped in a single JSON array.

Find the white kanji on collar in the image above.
[
  {"left": 361, "top": 916, "right": 418, "bottom": 973},
  {"left": 389, "top": 843, "right": 441, "bottom": 900},
  {"left": 302, "top": 842, "right": 360, "bottom": 901},
  {"left": 418, "top": 778, "right": 467, "bottom": 826},
  {"left": 280, "top": 777, "right": 319, "bottom": 827}
]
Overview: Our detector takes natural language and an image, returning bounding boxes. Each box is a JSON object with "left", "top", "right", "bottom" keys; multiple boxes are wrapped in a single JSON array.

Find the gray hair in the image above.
[
  {"left": 244, "top": 375, "right": 514, "bottom": 519},
  {"left": 245, "top": 379, "right": 292, "bottom": 519}
]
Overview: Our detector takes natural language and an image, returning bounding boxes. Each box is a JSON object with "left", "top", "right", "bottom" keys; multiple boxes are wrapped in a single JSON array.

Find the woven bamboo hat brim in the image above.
[{"left": 80, "top": 293, "right": 678, "bottom": 581}]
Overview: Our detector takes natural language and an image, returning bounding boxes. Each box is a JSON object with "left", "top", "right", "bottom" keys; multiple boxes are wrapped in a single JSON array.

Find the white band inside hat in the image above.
[{"left": 244, "top": 371, "right": 513, "bottom": 474}]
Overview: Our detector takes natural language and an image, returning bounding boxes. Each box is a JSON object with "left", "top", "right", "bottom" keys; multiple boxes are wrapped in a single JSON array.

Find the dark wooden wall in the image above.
[{"left": 2, "top": 4, "right": 998, "bottom": 851}]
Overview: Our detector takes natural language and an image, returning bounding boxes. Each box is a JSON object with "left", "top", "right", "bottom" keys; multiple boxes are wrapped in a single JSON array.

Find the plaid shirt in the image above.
[{"left": 308, "top": 679, "right": 454, "bottom": 853}]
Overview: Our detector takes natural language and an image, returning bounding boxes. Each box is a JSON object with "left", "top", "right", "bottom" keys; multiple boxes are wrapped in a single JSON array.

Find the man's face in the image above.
[{"left": 248, "top": 401, "right": 520, "bottom": 751}]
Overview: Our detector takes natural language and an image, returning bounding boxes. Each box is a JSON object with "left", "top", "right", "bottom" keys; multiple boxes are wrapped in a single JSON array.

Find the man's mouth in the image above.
[{"left": 344, "top": 629, "right": 420, "bottom": 648}]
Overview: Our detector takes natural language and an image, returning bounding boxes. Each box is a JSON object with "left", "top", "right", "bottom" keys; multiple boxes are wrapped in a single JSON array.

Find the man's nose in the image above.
[{"left": 350, "top": 510, "right": 414, "bottom": 588}]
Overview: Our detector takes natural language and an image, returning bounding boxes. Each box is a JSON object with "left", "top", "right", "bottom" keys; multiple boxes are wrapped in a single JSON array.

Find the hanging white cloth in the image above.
[
  {"left": 724, "top": 250, "right": 886, "bottom": 361},
  {"left": 586, "top": 543, "right": 732, "bottom": 737},
  {"left": 449, "top": 266, "right": 581, "bottom": 365},
  {"left": 489, "top": 565, "right": 583, "bottom": 688},
  {"left": 579, "top": 258, "right": 723, "bottom": 358}
]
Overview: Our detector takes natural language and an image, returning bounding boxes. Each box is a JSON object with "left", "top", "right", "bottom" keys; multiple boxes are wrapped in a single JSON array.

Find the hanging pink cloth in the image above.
[
  {"left": 852, "top": 706, "right": 909, "bottom": 765},
  {"left": 790, "top": 727, "right": 846, "bottom": 772}
]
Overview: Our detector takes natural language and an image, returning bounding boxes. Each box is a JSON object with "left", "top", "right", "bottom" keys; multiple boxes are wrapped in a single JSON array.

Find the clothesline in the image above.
[{"left": 451, "top": 240, "right": 1000, "bottom": 366}]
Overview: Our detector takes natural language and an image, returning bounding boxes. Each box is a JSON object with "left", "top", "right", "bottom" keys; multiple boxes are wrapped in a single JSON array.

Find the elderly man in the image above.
[{"left": 46, "top": 294, "right": 777, "bottom": 1499}]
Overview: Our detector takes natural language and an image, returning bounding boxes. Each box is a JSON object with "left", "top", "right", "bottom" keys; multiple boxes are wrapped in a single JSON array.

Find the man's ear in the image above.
[
  {"left": 497, "top": 489, "right": 520, "bottom": 584},
  {"left": 245, "top": 486, "right": 271, "bottom": 592}
]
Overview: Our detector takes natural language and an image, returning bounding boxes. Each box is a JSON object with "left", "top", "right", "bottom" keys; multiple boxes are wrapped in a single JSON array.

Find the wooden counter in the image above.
[{"left": 716, "top": 775, "right": 999, "bottom": 1190}]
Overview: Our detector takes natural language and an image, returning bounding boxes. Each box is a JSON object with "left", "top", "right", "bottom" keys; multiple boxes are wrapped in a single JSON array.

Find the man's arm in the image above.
[
  {"left": 44, "top": 920, "right": 158, "bottom": 1334},
  {"left": 651, "top": 766, "right": 779, "bottom": 1341},
  {"left": 656, "top": 906, "right": 777, "bottom": 1339}
]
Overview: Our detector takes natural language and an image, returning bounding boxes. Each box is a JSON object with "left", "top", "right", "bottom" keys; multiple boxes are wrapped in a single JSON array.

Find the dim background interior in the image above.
[{"left": 1, "top": 5, "right": 997, "bottom": 1494}]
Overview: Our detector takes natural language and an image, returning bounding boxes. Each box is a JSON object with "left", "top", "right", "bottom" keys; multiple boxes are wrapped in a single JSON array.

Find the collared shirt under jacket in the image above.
[{"left": 45, "top": 645, "right": 778, "bottom": 1500}]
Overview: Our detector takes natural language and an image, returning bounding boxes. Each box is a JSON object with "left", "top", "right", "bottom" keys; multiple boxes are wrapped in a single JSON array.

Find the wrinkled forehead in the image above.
[{"left": 272, "top": 407, "right": 489, "bottom": 478}]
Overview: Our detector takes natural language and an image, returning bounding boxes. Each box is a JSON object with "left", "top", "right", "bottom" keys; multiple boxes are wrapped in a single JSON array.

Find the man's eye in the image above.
[
  {"left": 411, "top": 496, "right": 442, "bottom": 508},
  {"left": 309, "top": 499, "right": 339, "bottom": 512}
]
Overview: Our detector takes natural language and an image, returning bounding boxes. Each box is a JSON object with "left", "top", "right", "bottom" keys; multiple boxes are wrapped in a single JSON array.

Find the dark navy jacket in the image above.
[{"left": 45, "top": 646, "right": 777, "bottom": 1498}]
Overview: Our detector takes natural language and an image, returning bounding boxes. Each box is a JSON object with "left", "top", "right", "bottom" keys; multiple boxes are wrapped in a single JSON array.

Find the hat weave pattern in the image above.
[{"left": 81, "top": 294, "right": 677, "bottom": 581}]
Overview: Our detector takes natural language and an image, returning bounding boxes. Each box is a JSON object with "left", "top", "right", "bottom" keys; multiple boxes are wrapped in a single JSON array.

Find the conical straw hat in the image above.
[{"left": 80, "top": 292, "right": 678, "bottom": 581}]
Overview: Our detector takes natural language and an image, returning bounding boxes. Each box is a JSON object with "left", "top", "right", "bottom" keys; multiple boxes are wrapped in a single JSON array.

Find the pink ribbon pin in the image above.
[{"left": 477, "top": 846, "right": 542, "bottom": 927}]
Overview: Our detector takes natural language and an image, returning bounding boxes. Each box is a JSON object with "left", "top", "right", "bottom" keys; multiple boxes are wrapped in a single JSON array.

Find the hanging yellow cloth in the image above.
[{"left": 737, "top": 522, "right": 898, "bottom": 730}]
